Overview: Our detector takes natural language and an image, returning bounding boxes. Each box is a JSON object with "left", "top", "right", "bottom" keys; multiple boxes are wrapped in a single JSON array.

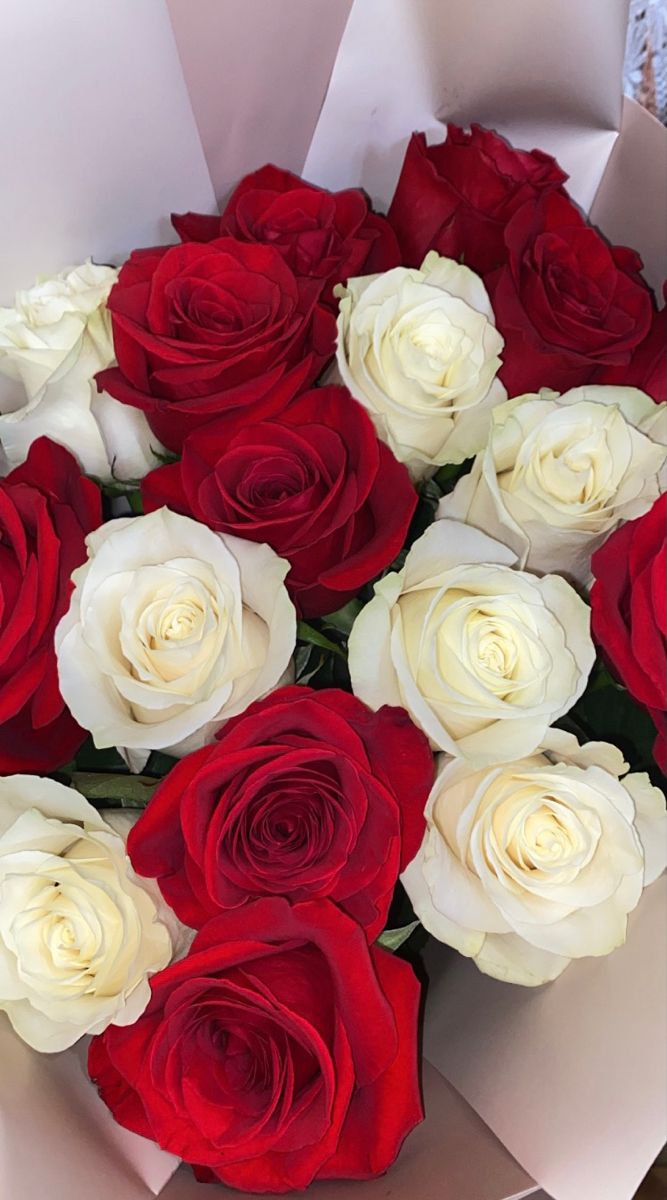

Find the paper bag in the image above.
[{"left": 0, "top": 2, "right": 665, "bottom": 1198}]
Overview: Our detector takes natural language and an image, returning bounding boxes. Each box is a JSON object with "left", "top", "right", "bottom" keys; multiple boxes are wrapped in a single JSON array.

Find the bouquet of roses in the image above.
[{"left": 0, "top": 123, "right": 664, "bottom": 1196}]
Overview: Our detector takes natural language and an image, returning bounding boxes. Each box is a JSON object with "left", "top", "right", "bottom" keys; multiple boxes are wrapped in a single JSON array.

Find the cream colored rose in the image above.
[
  {"left": 439, "top": 386, "right": 667, "bottom": 584},
  {"left": 348, "top": 520, "right": 594, "bottom": 764},
  {"left": 334, "top": 252, "right": 506, "bottom": 480},
  {"left": 0, "top": 262, "right": 160, "bottom": 481},
  {"left": 402, "top": 730, "right": 667, "bottom": 985},
  {"left": 55, "top": 507, "right": 296, "bottom": 771},
  {"left": 0, "top": 775, "right": 172, "bottom": 1051}
]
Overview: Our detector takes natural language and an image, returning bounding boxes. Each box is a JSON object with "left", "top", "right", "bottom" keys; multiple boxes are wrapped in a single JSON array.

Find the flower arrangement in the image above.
[{"left": 0, "top": 124, "right": 664, "bottom": 1195}]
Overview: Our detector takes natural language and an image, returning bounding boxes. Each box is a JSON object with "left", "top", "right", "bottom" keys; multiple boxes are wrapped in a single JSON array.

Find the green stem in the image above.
[{"left": 70, "top": 772, "right": 159, "bottom": 805}]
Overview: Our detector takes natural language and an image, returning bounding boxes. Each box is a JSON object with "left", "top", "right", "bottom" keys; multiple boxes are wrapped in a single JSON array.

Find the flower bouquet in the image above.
[{"left": 0, "top": 2, "right": 665, "bottom": 1199}]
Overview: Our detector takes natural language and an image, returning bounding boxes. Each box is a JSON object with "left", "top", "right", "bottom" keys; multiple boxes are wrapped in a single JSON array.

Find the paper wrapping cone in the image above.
[
  {"left": 0, "top": 2, "right": 665, "bottom": 1199},
  {"left": 0, "top": 0, "right": 215, "bottom": 298},
  {"left": 0, "top": 1025, "right": 541, "bottom": 1200},
  {"left": 423, "top": 875, "right": 667, "bottom": 1200}
]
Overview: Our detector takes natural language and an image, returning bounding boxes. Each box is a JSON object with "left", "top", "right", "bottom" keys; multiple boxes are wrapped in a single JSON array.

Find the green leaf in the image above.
[
  {"left": 330, "top": 651, "right": 352, "bottom": 691},
  {"left": 296, "top": 621, "right": 347, "bottom": 660},
  {"left": 420, "top": 478, "right": 442, "bottom": 508},
  {"left": 566, "top": 667, "right": 659, "bottom": 772},
  {"left": 433, "top": 461, "right": 468, "bottom": 491},
  {"left": 295, "top": 644, "right": 313, "bottom": 676},
  {"left": 145, "top": 750, "right": 180, "bottom": 779},
  {"left": 401, "top": 493, "right": 438, "bottom": 551},
  {"left": 295, "top": 645, "right": 326, "bottom": 685},
  {"left": 69, "top": 772, "right": 159, "bottom": 807},
  {"left": 127, "top": 489, "right": 144, "bottom": 515},
  {"left": 150, "top": 445, "right": 179, "bottom": 466},
  {"left": 321, "top": 599, "right": 364, "bottom": 637},
  {"left": 72, "top": 737, "right": 127, "bottom": 773},
  {"left": 87, "top": 467, "right": 144, "bottom": 514},
  {"left": 89, "top": 477, "right": 138, "bottom": 497},
  {"left": 308, "top": 656, "right": 338, "bottom": 688},
  {"left": 386, "top": 548, "right": 408, "bottom": 574},
  {"left": 587, "top": 663, "right": 626, "bottom": 694},
  {"left": 376, "top": 921, "right": 420, "bottom": 952}
]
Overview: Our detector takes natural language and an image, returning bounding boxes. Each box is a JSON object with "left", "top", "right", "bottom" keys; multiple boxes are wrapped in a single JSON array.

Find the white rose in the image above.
[
  {"left": 334, "top": 252, "right": 506, "bottom": 480},
  {"left": 402, "top": 730, "right": 667, "bottom": 985},
  {"left": 0, "top": 262, "right": 161, "bottom": 481},
  {"left": 348, "top": 520, "right": 594, "bottom": 764},
  {"left": 0, "top": 775, "right": 172, "bottom": 1051},
  {"left": 55, "top": 507, "right": 296, "bottom": 772},
  {"left": 439, "top": 385, "right": 667, "bottom": 584},
  {"left": 0, "top": 263, "right": 116, "bottom": 398}
]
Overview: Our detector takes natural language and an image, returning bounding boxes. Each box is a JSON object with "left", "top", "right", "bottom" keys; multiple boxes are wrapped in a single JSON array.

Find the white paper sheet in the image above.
[
  {"left": 0, "top": 3, "right": 664, "bottom": 1199},
  {"left": 423, "top": 875, "right": 667, "bottom": 1200},
  {"left": 302, "top": 0, "right": 630, "bottom": 214},
  {"left": 165, "top": 0, "right": 353, "bottom": 203},
  {"left": 0, "top": 1021, "right": 179, "bottom": 1200},
  {"left": 0, "top": 0, "right": 216, "bottom": 300},
  {"left": 0, "top": 1028, "right": 540, "bottom": 1200}
]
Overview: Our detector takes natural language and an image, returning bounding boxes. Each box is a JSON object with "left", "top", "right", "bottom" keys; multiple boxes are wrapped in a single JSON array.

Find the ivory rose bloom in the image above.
[
  {"left": 0, "top": 775, "right": 172, "bottom": 1051},
  {"left": 348, "top": 520, "right": 594, "bottom": 764},
  {"left": 402, "top": 730, "right": 667, "bottom": 985},
  {"left": 0, "top": 262, "right": 160, "bottom": 481},
  {"left": 439, "top": 385, "right": 667, "bottom": 584},
  {"left": 0, "top": 262, "right": 115, "bottom": 397},
  {"left": 55, "top": 507, "right": 296, "bottom": 771},
  {"left": 334, "top": 252, "right": 506, "bottom": 480}
]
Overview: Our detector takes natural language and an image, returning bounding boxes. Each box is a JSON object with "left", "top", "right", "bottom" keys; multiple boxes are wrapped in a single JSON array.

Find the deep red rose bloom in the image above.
[
  {"left": 128, "top": 686, "right": 433, "bottom": 939},
  {"left": 172, "top": 164, "right": 400, "bottom": 305},
  {"left": 487, "top": 190, "right": 653, "bottom": 395},
  {"left": 142, "top": 386, "right": 416, "bottom": 617},
  {"left": 88, "top": 898, "right": 423, "bottom": 1194},
  {"left": 596, "top": 283, "right": 667, "bottom": 403},
  {"left": 97, "top": 237, "right": 336, "bottom": 451},
  {"left": 388, "top": 125, "right": 567, "bottom": 274},
  {"left": 591, "top": 495, "right": 667, "bottom": 774},
  {"left": 0, "top": 437, "right": 101, "bottom": 773}
]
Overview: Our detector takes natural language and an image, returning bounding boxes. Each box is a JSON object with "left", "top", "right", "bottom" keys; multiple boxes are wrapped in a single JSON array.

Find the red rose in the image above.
[
  {"left": 388, "top": 126, "right": 567, "bottom": 274},
  {"left": 142, "top": 386, "right": 416, "bottom": 617},
  {"left": 128, "top": 686, "right": 433, "bottom": 940},
  {"left": 591, "top": 495, "right": 666, "bottom": 773},
  {"left": 97, "top": 238, "right": 336, "bottom": 451},
  {"left": 596, "top": 283, "right": 667, "bottom": 403},
  {"left": 88, "top": 898, "right": 423, "bottom": 1193},
  {"left": 0, "top": 437, "right": 101, "bottom": 773},
  {"left": 487, "top": 190, "right": 653, "bottom": 395},
  {"left": 172, "top": 164, "right": 400, "bottom": 305}
]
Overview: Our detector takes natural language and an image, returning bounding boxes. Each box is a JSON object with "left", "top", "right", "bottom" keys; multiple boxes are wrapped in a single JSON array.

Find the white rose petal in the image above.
[
  {"left": 334, "top": 252, "right": 507, "bottom": 480},
  {"left": 0, "top": 263, "right": 116, "bottom": 391},
  {"left": 402, "top": 740, "right": 667, "bottom": 986},
  {"left": 55, "top": 508, "right": 296, "bottom": 768},
  {"left": 622, "top": 773, "right": 667, "bottom": 886},
  {"left": 0, "top": 775, "right": 172, "bottom": 1052},
  {"left": 439, "top": 385, "right": 667, "bottom": 584},
  {"left": 349, "top": 520, "right": 595, "bottom": 763},
  {"left": 0, "top": 262, "right": 161, "bottom": 481}
]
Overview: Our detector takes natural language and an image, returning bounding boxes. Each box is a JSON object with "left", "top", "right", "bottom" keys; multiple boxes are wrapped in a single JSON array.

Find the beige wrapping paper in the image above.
[
  {"left": 590, "top": 95, "right": 667, "bottom": 293},
  {"left": 302, "top": 0, "right": 628, "bottom": 213},
  {"left": 0, "top": 0, "right": 216, "bottom": 300},
  {"left": 164, "top": 0, "right": 354, "bottom": 198},
  {"left": 0, "top": 1031, "right": 541, "bottom": 1200},
  {"left": 0, "top": 2, "right": 665, "bottom": 1198},
  {"left": 423, "top": 876, "right": 667, "bottom": 1200}
]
